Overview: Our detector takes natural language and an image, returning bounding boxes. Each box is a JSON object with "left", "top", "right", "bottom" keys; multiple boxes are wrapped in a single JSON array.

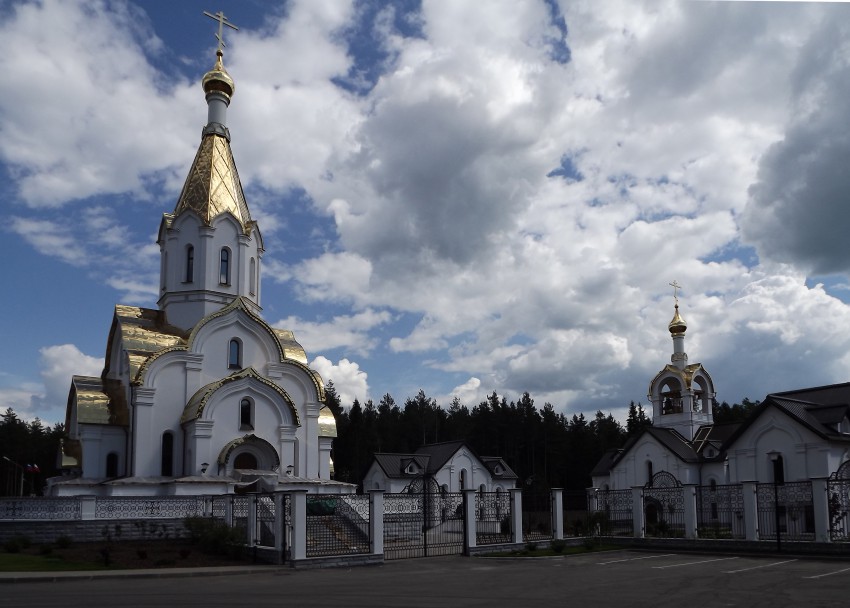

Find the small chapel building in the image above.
[
  {"left": 592, "top": 294, "right": 850, "bottom": 491},
  {"left": 363, "top": 441, "right": 518, "bottom": 494},
  {"left": 50, "top": 44, "right": 349, "bottom": 497}
]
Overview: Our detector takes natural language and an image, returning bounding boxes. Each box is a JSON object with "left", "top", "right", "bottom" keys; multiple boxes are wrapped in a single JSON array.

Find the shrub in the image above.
[
  {"left": 3, "top": 536, "right": 31, "bottom": 553},
  {"left": 39, "top": 544, "right": 53, "bottom": 556},
  {"left": 136, "top": 549, "right": 148, "bottom": 560},
  {"left": 525, "top": 542, "right": 538, "bottom": 552},
  {"left": 183, "top": 516, "right": 245, "bottom": 558},
  {"left": 54, "top": 535, "right": 73, "bottom": 549},
  {"left": 550, "top": 539, "right": 566, "bottom": 554}
]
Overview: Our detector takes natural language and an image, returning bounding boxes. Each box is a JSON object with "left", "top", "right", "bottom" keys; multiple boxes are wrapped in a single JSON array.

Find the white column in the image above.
[
  {"left": 370, "top": 489, "right": 384, "bottom": 556},
  {"left": 811, "top": 478, "right": 831, "bottom": 543},
  {"left": 741, "top": 481, "right": 759, "bottom": 541},
  {"left": 552, "top": 489, "right": 564, "bottom": 540},
  {"left": 683, "top": 484, "right": 698, "bottom": 539},
  {"left": 511, "top": 488, "right": 523, "bottom": 545},
  {"left": 632, "top": 486, "right": 645, "bottom": 538},
  {"left": 289, "top": 490, "right": 307, "bottom": 560}
]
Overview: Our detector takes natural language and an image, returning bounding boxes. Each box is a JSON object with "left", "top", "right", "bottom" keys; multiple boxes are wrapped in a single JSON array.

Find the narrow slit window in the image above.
[
  {"left": 229, "top": 338, "right": 241, "bottom": 369},
  {"left": 220, "top": 248, "right": 230, "bottom": 285},
  {"left": 240, "top": 398, "right": 253, "bottom": 430},
  {"left": 185, "top": 245, "right": 194, "bottom": 282},
  {"left": 249, "top": 257, "right": 256, "bottom": 295}
]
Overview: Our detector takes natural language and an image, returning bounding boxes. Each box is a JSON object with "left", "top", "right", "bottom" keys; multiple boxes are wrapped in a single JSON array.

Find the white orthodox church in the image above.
[
  {"left": 592, "top": 295, "right": 850, "bottom": 491},
  {"left": 49, "top": 44, "right": 350, "bottom": 497}
]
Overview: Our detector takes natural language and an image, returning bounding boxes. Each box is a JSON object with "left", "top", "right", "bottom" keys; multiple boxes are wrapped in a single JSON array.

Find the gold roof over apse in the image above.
[
  {"left": 171, "top": 133, "right": 255, "bottom": 234},
  {"left": 108, "top": 305, "right": 187, "bottom": 383}
]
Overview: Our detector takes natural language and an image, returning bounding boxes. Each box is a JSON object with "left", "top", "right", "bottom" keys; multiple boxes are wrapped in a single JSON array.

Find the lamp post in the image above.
[
  {"left": 768, "top": 451, "right": 782, "bottom": 553},
  {"left": 2, "top": 456, "right": 24, "bottom": 497}
]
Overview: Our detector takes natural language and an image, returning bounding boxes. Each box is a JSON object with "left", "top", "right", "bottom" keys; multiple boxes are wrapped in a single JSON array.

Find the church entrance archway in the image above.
[{"left": 234, "top": 452, "right": 258, "bottom": 470}]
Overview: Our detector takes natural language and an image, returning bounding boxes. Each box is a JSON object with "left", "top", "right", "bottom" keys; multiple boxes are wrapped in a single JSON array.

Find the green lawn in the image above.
[{"left": 0, "top": 552, "right": 106, "bottom": 572}]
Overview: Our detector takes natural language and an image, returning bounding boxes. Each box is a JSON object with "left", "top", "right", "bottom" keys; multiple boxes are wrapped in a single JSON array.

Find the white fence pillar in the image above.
[
  {"left": 741, "top": 481, "right": 759, "bottom": 541},
  {"left": 369, "top": 489, "right": 384, "bottom": 556},
  {"left": 80, "top": 496, "right": 96, "bottom": 521},
  {"left": 631, "top": 486, "right": 644, "bottom": 538},
  {"left": 463, "top": 488, "right": 477, "bottom": 553},
  {"left": 683, "top": 484, "right": 698, "bottom": 539},
  {"left": 289, "top": 490, "right": 307, "bottom": 561},
  {"left": 511, "top": 488, "right": 523, "bottom": 545},
  {"left": 811, "top": 478, "right": 831, "bottom": 543},
  {"left": 552, "top": 489, "right": 564, "bottom": 540}
]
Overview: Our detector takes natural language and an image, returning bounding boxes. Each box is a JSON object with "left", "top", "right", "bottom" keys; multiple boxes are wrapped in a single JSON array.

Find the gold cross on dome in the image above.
[
  {"left": 669, "top": 280, "right": 682, "bottom": 304},
  {"left": 203, "top": 10, "right": 239, "bottom": 54}
]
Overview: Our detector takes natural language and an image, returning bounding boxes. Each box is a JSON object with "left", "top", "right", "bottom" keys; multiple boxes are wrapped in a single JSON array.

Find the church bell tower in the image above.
[
  {"left": 647, "top": 282, "right": 716, "bottom": 441},
  {"left": 156, "top": 28, "right": 263, "bottom": 332}
]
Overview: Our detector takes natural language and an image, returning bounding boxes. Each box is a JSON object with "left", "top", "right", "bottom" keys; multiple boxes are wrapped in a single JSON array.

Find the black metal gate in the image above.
[
  {"left": 828, "top": 460, "right": 850, "bottom": 542},
  {"left": 643, "top": 471, "right": 684, "bottom": 537},
  {"left": 383, "top": 478, "right": 465, "bottom": 559}
]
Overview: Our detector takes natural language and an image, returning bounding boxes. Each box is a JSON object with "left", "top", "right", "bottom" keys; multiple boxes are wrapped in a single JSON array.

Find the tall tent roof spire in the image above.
[{"left": 170, "top": 11, "right": 254, "bottom": 233}]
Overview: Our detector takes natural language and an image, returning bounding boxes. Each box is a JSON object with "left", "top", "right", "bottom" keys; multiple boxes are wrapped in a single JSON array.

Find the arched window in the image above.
[
  {"left": 106, "top": 452, "right": 119, "bottom": 478},
  {"left": 249, "top": 257, "right": 256, "bottom": 295},
  {"left": 772, "top": 454, "right": 785, "bottom": 485},
  {"left": 185, "top": 245, "right": 194, "bottom": 282},
  {"left": 709, "top": 478, "right": 717, "bottom": 491},
  {"left": 240, "top": 397, "right": 253, "bottom": 430},
  {"left": 161, "top": 431, "right": 174, "bottom": 476},
  {"left": 220, "top": 247, "right": 231, "bottom": 285},
  {"left": 646, "top": 460, "right": 653, "bottom": 484},
  {"left": 228, "top": 338, "right": 241, "bottom": 369}
]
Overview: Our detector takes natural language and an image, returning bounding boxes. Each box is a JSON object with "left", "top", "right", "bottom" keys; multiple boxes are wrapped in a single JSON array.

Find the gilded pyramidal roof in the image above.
[{"left": 172, "top": 133, "right": 254, "bottom": 232}]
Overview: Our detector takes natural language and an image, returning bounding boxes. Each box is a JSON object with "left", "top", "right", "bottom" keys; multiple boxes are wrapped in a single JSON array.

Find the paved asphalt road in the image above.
[{"left": 3, "top": 551, "right": 849, "bottom": 607}]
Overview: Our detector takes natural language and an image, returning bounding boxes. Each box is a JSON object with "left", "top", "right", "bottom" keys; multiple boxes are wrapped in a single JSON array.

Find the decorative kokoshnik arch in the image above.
[
  {"left": 180, "top": 367, "right": 300, "bottom": 425},
  {"left": 218, "top": 434, "right": 281, "bottom": 471}
]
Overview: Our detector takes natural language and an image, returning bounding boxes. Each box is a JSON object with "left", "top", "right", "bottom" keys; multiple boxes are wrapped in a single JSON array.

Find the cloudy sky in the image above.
[{"left": 3, "top": 0, "right": 850, "bottom": 427}]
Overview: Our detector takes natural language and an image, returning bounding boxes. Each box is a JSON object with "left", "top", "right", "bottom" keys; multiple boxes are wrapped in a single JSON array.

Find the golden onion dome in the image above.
[
  {"left": 202, "top": 50, "right": 235, "bottom": 100},
  {"left": 668, "top": 304, "right": 687, "bottom": 335}
]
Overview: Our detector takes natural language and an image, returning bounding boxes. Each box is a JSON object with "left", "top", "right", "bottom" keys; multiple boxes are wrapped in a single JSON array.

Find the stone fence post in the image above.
[
  {"left": 552, "top": 488, "right": 564, "bottom": 540},
  {"left": 289, "top": 490, "right": 307, "bottom": 561},
  {"left": 511, "top": 488, "right": 523, "bottom": 545},
  {"left": 683, "top": 484, "right": 698, "bottom": 539},
  {"left": 811, "top": 478, "right": 830, "bottom": 543},
  {"left": 631, "top": 486, "right": 644, "bottom": 538},
  {"left": 369, "top": 489, "right": 384, "bottom": 556}
]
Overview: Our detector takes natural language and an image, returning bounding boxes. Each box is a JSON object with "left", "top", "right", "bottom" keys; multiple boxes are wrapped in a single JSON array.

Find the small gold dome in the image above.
[
  {"left": 668, "top": 304, "right": 687, "bottom": 335},
  {"left": 202, "top": 51, "right": 235, "bottom": 99}
]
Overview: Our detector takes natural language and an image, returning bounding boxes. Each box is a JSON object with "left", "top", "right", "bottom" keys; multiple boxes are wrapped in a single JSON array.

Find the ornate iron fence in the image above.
[
  {"left": 253, "top": 494, "right": 276, "bottom": 548},
  {"left": 306, "top": 494, "right": 370, "bottom": 557},
  {"left": 0, "top": 497, "right": 81, "bottom": 520},
  {"left": 696, "top": 484, "right": 745, "bottom": 539},
  {"left": 476, "top": 491, "right": 512, "bottom": 545},
  {"left": 643, "top": 472, "right": 684, "bottom": 538},
  {"left": 522, "top": 490, "right": 552, "bottom": 541},
  {"left": 756, "top": 481, "right": 814, "bottom": 542},
  {"left": 94, "top": 496, "right": 206, "bottom": 520},
  {"left": 828, "top": 460, "right": 850, "bottom": 542},
  {"left": 592, "top": 489, "right": 633, "bottom": 537},
  {"left": 382, "top": 490, "right": 464, "bottom": 559}
]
